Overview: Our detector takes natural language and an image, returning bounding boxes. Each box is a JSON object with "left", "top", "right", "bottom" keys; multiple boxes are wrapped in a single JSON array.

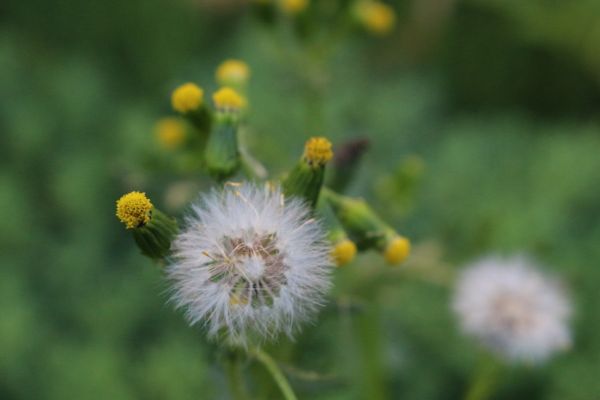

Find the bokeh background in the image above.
[{"left": 2, "top": 0, "right": 600, "bottom": 399}]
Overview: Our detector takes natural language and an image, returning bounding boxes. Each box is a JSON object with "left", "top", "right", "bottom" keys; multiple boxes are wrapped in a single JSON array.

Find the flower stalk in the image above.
[{"left": 249, "top": 347, "right": 298, "bottom": 400}]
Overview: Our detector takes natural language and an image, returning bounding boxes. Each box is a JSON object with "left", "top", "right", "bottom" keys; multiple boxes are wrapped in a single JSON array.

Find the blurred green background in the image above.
[{"left": 2, "top": 0, "right": 600, "bottom": 399}]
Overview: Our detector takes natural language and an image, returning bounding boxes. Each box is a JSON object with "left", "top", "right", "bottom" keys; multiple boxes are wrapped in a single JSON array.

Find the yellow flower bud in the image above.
[
  {"left": 116, "top": 192, "right": 153, "bottom": 229},
  {"left": 332, "top": 239, "right": 357, "bottom": 267},
  {"left": 213, "top": 87, "right": 246, "bottom": 111},
  {"left": 279, "top": 0, "right": 308, "bottom": 14},
  {"left": 216, "top": 59, "right": 250, "bottom": 87},
  {"left": 384, "top": 236, "right": 410, "bottom": 265},
  {"left": 171, "top": 83, "right": 204, "bottom": 113},
  {"left": 355, "top": 1, "right": 396, "bottom": 36},
  {"left": 155, "top": 118, "right": 186, "bottom": 150},
  {"left": 304, "top": 137, "right": 333, "bottom": 167}
]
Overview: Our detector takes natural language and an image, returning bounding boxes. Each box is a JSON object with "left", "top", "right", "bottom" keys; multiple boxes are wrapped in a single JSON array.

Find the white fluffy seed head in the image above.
[
  {"left": 452, "top": 255, "right": 572, "bottom": 363},
  {"left": 166, "top": 182, "right": 333, "bottom": 346}
]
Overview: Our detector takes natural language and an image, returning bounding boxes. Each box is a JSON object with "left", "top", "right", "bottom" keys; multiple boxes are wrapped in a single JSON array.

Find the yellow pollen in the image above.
[
  {"left": 216, "top": 59, "right": 250, "bottom": 86},
  {"left": 155, "top": 117, "right": 186, "bottom": 149},
  {"left": 171, "top": 83, "right": 204, "bottom": 113},
  {"left": 384, "top": 236, "right": 410, "bottom": 265},
  {"left": 229, "top": 293, "right": 249, "bottom": 306},
  {"left": 304, "top": 137, "right": 333, "bottom": 166},
  {"left": 116, "top": 192, "right": 153, "bottom": 229},
  {"left": 213, "top": 87, "right": 246, "bottom": 110},
  {"left": 332, "top": 239, "right": 357, "bottom": 267},
  {"left": 356, "top": 1, "right": 396, "bottom": 36},
  {"left": 279, "top": 0, "right": 308, "bottom": 14}
]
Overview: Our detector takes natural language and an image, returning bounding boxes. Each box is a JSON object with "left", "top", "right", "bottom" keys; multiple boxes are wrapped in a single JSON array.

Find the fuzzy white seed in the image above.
[
  {"left": 452, "top": 255, "right": 572, "bottom": 363},
  {"left": 166, "top": 182, "right": 333, "bottom": 346}
]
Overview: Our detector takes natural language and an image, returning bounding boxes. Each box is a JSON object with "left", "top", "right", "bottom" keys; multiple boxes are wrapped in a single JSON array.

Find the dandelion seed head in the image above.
[
  {"left": 167, "top": 183, "right": 333, "bottom": 345},
  {"left": 453, "top": 256, "right": 572, "bottom": 363}
]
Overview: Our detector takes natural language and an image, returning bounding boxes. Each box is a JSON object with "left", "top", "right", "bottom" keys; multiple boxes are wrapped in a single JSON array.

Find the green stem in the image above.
[
  {"left": 464, "top": 356, "right": 502, "bottom": 400},
  {"left": 249, "top": 347, "right": 298, "bottom": 400},
  {"left": 224, "top": 351, "right": 248, "bottom": 400}
]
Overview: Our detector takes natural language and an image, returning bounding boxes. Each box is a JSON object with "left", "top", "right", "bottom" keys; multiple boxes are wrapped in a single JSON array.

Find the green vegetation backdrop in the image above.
[{"left": 2, "top": 0, "right": 600, "bottom": 399}]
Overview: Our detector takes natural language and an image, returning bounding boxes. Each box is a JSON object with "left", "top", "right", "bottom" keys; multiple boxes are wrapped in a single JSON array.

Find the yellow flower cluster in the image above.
[
  {"left": 116, "top": 191, "right": 153, "bottom": 229},
  {"left": 304, "top": 137, "right": 333, "bottom": 166},
  {"left": 171, "top": 83, "right": 204, "bottom": 113}
]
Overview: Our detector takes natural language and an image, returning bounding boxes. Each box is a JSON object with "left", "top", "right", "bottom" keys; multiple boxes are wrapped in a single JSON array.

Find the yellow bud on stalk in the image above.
[
  {"left": 216, "top": 59, "right": 250, "bottom": 88},
  {"left": 332, "top": 238, "right": 358, "bottom": 267},
  {"left": 384, "top": 235, "right": 410, "bottom": 265},
  {"left": 171, "top": 83, "right": 211, "bottom": 138},
  {"left": 279, "top": 0, "right": 308, "bottom": 14},
  {"left": 115, "top": 192, "right": 178, "bottom": 260},
  {"left": 283, "top": 137, "right": 333, "bottom": 208},
  {"left": 323, "top": 189, "right": 410, "bottom": 265},
  {"left": 355, "top": 1, "right": 396, "bottom": 36},
  {"left": 213, "top": 87, "right": 246, "bottom": 111},
  {"left": 116, "top": 192, "right": 153, "bottom": 229},
  {"left": 304, "top": 137, "right": 333, "bottom": 167},
  {"left": 204, "top": 87, "right": 245, "bottom": 181},
  {"left": 155, "top": 118, "right": 186, "bottom": 150},
  {"left": 171, "top": 83, "right": 204, "bottom": 113}
]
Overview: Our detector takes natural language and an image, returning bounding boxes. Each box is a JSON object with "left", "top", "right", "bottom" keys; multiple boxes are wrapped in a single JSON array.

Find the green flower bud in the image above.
[
  {"left": 204, "top": 87, "right": 245, "bottom": 181},
  {"left": 116, "top": 192, "right": 178, "bottom": 260},
  {"left": 283, "top": 137, "right": 333, "bottom": 208},
  {"left": 322, "top": 189, "right": 410, "bottom": 265}
]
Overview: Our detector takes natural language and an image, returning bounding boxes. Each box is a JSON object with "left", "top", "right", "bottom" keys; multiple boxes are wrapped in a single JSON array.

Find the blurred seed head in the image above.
[{"left": 453, "top": 256, "right": 572, "bottom": 363}]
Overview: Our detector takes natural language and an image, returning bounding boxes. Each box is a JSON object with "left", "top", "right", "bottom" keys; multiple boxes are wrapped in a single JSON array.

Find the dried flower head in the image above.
[
  {"left": 167, "top": 183, "right": 333, "bottom": 345},
  {"left": 171, "top": 83, "right": 204, "bottom": 113},
  {"left": 453, "top": 256, "right": 572, "bottom": 363}
]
